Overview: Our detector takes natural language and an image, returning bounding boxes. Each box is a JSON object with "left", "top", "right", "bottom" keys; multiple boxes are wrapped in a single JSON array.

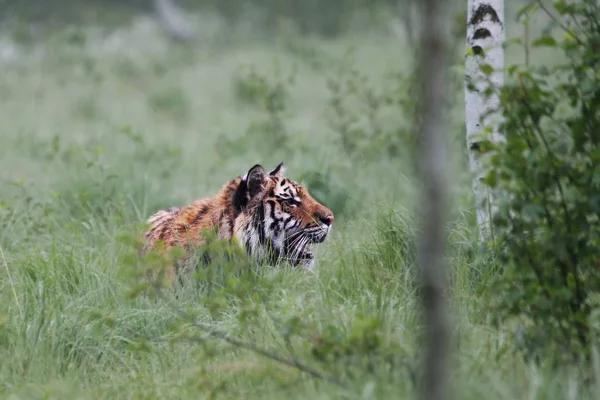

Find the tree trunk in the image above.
[
  {"left": 416, "top": 0, "right": 451, "bottom": 398},
  {"left": 396, "top": 0, "right": 417, "bottom": 46},
  {"left": 154, "top": 0, "right": 196, "bottom": 42},
  {"left": 465, "top": 0, "right": 505, "bottom": 241}
]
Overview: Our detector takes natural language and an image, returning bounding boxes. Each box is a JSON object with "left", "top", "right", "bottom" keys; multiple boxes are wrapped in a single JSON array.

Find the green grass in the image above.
[{"left": 0, "top": 8, "right": 597, "bottom": 400}]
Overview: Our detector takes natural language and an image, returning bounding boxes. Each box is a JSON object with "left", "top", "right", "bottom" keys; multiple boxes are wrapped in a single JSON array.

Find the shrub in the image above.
[
  {"left": 297, "top": 167, "right": 354, "bottom": 220},
  {"left": 484, "top": 0, "right": 600, "bottom": 365},
  {"left": 148, "top": 86, "right": 189, "bottom": 121},
  {"left": 325, "top": 52, "right": 418, "bottom": 162},
  {"left": 222, "top": 63, "right": 296, "bottom": 157},
  {"left": 232, "top": 64, "right": 292, "bottom": 110}
]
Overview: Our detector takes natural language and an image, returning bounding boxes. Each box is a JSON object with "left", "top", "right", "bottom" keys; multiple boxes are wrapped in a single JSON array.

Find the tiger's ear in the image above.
[
  {"left": 243, "top": 164, "right": 267, "bottom": 198},
  {"left": 269, "top": 162, "right": 285, "bottom": 177}
]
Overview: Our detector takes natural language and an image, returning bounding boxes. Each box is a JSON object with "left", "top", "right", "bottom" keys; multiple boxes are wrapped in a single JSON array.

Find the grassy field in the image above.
[{"left": 0, "top": 6, "right": 594, "bottom": 400}]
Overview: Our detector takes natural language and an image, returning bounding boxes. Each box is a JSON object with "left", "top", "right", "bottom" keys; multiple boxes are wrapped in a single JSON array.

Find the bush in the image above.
[
  {"left": 484, "top": 0, "right": 600, "bottom": 365},
  {"left": 218, "top": 62, "right": 296, "bottom": 159},
  {"left": 297, "top": 167, "right": 355, "bottom": 220},
  {"left": 325, "top": 52, "right": 418, "bottom": 162}
]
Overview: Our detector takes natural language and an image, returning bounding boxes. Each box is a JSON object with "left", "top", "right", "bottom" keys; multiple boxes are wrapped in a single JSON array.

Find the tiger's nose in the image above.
[{"left": 319, "top": 213, "right": 335, "bottom": 226}]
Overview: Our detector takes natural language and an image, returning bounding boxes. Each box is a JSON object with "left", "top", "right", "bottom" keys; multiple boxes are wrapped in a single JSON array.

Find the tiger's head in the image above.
[{"left": 232, "top": 162, "right": 334, "bottom": 269}]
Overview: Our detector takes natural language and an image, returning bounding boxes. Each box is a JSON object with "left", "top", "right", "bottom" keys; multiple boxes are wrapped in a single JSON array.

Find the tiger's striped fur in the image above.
[{"left": 142, "top": 163, "right": 334, "bottom": 283}]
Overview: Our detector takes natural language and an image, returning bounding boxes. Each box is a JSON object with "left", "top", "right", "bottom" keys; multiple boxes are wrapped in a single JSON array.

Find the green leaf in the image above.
[
  {"left": 506, "top": 65, "right": 519, "bottom": 76},
  {"left": 480, "top": 64, "right": 494, "bottom": 76},
  {"left": 516, "top": 2, "right": 539, "bottom": 21},
  {"left": 532, "top": 36, "right": 557, "bottom": 47},
  {"left": 522, "top": 203, "right": 544, "bottom": 220},
  {"left": 537, "top": 66, "right": 550, "bottom": 76}
]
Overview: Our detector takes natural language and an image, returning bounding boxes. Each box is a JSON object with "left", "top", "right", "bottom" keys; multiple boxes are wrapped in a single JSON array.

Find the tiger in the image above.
[{"left": 142, "top": 162, "right": 335, "bottom": 283}]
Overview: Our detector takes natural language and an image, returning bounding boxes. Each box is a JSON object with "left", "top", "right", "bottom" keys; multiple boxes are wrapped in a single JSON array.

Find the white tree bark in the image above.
[
  {"left": 416, "top": 0, "right": 451, "bottom": 398},
  {"left": 465, "top": 0, "right": 505, "bottom": 241}
]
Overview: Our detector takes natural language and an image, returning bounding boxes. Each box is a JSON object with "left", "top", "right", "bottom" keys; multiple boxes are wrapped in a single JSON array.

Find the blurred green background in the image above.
[{"left": 0, "top": 1, "right": 575, "bottom": 399}]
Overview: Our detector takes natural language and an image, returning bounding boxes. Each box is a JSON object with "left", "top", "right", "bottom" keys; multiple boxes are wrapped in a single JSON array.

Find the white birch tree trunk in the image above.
[
  {"left": 416, "top": 0, "right": 451, "bottom": 398},
  {"left": 465, "top": 0, "right": 505, "bottom": 241}
]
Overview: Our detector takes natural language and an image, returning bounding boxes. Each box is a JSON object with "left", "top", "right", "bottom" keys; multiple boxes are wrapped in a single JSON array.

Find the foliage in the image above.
[
  {"left": 220, "top": 62, "right": 296, "bottom": 157},
  {"left": 325, "top": 50, "right": 418, "bottom": 162},
  {"left": 482, "top": 0, "right": 600, "bottom": 366},
  {"left": 148, "top": 86, "right": 190, "bottom": 121},
  {"left": 297, "top": 167, "right": 355, "bottom": 220},
  {"left": 1, "top": 3, "right": 598, "bottom": 398},
  {"left": 232, "top": 64, "right": 293, "bottom": 110}
]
